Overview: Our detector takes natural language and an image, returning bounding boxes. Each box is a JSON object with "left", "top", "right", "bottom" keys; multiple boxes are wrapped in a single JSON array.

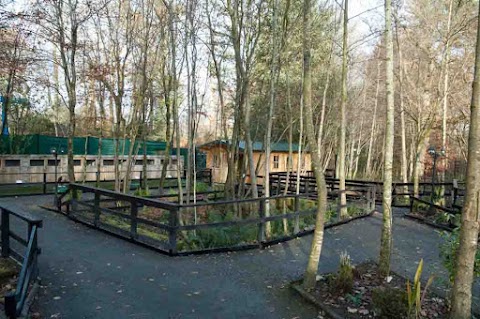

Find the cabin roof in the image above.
[{"left": 199, "top": 140, "right": 307, "bottom": 153}]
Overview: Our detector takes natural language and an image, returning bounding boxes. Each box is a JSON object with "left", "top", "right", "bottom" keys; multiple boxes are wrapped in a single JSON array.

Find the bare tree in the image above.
[
  {"left": 302, "top": 0, "right": 328, "bottom": 290},
  {"left": 378, "top": 0, "right": 394, "bottom": 277},
  {"left": 450, "top": 2, "right": 480, "bottom": 316}
]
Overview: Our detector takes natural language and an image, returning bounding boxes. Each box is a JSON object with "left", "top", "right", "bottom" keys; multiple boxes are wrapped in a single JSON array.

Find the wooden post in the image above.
[
  {"left": 305, "top": 179, "right": 310, "bottom": 196},
  {"left": 409, "top": 196, "right": 414, "bottom": 213},
  {"left": 391, "top": 183, "right": 396, "bottom": 206},
  {"left": 43, "top": 172, "right": 47, "bottom": 194},
  {"left": 209, "top": 169, "right": 213, "bottom": 186},
  {"left": 93, "top": 192, "right": 100, "bottom": 227},
  {"left": 277, "top": 177, "right": 281, "bottom": 195},
  {"left": 1, "top": 209, "right": 9, "bottom": 257},
  {"left": 258, "top": 199, "right": 266, "bottom": 244},
  {"left": 130, "top": 201, "right": 138, "bottom": 239},
  {"left": 4, "top": 293, "right": 16, "bottom": 318},
  {"left": 169, "top": 208, "right": 179, "bottom": 255},
  {"left": 294, "top": 195, "right": 300, "bottom": 234}
]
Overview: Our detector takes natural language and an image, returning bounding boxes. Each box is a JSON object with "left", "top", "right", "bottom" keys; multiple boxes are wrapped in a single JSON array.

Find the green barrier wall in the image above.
[{"left": 0, "top": 134, "right": 206, "bottom": 169}]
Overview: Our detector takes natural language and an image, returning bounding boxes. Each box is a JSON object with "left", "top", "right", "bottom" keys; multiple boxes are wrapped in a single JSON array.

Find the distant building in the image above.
[
  {"left": 199, "top": 140, "right": 312, "bottom": 183},
  {"left": 0, "top": 135, "right": 185, "bottom": 183}
]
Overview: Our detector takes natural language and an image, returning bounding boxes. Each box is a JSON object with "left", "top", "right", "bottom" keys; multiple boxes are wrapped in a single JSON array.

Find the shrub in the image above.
[
  {"left": 333, "top": 251, "right": 354, "bottom": 294},
  {"left": 439, "top": 228, "right": 480, "bottom": 284},
  {"left": 195, "top": 182, "right": 210, "bottom": 193},
  {"left": 134, "top": 187, "right": 150, "bottom": 197},
  {"left": 372, "top": 287, "right": 408, "bottom": 319}
]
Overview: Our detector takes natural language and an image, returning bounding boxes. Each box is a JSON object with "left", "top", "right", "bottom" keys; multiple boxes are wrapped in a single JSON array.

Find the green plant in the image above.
[
  {"left": 345, "top": 292, "right": 363, "bottom": 307},
  {"left": 347, "top": 205, "right": 365, "bottom": 217},
  {"left": 406, "top": 259, "right": 434, "bottom": 319},
  {"left": 372, "top": 287, "right": 408, "bottom": 319},
  {"left": 325, "top": 209, "right": 336, "bottom": 223},
  {"left": 434, "top": 212, "right": 460, "bottom": 227},
  {"left": 412, "top": 200, "right": 430, "bottom": 213},
  {"left": 195, "top": 182, "right": 210, "bottom": 193},
  {"left": 334, "top": 251, "right": 354, "bottom": 293},
  {"left": 439, "top": 228, "right": 480, "bottom": 283},
  {"left": 134, "top": 187, "right": 150, "bottom": 197}
]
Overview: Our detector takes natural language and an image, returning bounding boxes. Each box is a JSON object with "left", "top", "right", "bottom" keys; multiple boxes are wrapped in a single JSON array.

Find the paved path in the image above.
[{"left": 0, "top": 196, "right": 478, "bottom": 318}]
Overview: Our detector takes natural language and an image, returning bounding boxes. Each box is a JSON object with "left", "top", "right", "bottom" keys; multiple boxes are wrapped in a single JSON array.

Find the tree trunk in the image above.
[
  {"left": 302, "top": 0, "right": 328, "bottom": 290},
  {"left": 366, "top": 57, "right": 380, "bottom": 177},
  {"left": 379, "top": 0, "right": 395, "bottom": 277},
  {"left": 338, "top": 0, "right": 348, "bottom": 218},
  {"left": 264, "top": 0, "right": 279, "bottom": 238},
  {"left": 394, "top": 16, "right": 408, "bottom": 191},
  {"left": 450, "top": 3, "right": 480, "bottom": 316}
]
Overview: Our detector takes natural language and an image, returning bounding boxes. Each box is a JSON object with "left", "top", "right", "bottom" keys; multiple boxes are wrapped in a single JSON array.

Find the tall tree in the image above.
[
  {"left": 338, "top": 0, "right": 348, "bottom": 218},
  {"left": 379, "top": 0, "right": 394, "bottom": 277},
  {"left": 302, "top": 0, "right": 328, "bottom": 290},
  {"left": 450, "top": 2, "right": 480, "bottom": 316},
  {"left": 264, "top": 0, "right": 280, "bottom": 237}
]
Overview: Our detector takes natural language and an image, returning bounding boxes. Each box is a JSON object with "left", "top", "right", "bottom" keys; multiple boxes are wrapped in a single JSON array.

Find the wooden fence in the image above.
[
  {"left": 268, "top": 172, "right": 464, "bottom": 207},
  {"left": 0, "top": 204, "right": 42, "bottom": 318},
  {"left": 59, "top": 182, "right": 376, "bottom": 256}
]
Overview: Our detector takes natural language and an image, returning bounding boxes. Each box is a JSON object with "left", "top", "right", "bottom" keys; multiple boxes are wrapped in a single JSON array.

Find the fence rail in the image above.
[
  {"left": 59, "top": 182, "right": 376, "bottom": 256},
  {"left": 0, "top": 169, "right": 213, "bottom": 198},
  {"left": 268, "top": 172, "right": 465, "bottom": 207},
  {"left": 0, "top": 204, "right": 42, "bottom": 318}
]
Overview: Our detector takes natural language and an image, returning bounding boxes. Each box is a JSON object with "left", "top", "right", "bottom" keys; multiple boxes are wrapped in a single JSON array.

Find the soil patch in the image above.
[{"left": 293, "top": 261, "right": 449, "bottom": 318}]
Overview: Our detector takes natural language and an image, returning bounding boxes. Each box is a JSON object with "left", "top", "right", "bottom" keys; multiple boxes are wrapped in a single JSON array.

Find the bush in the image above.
[
  {"left": 333, "top": 251, "right": 354, "bottom": 293},
  {"left": 439, "top": 228, "right": 480, "bottom": 283},
  {"left": 372, "top": 287, "right": 408, "bottom": 319}
]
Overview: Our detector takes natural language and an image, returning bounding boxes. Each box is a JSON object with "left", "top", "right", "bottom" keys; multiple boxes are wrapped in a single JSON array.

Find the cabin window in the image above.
[
  {"left": 86, "top": 159, "right": 96, "bottom": 166},
  {"left": 135, "top": 160, "right": 143, "bottom": 166},
  {"left": 74, "top": 160, "right": 82, "bottom": 166},
  {"left": 6, "top": 159, "right": 21, "bottom": 167},
  {"left": 213, "top": 154, "right": 220, "bottom": 168},
  {"left": 103, "top": 159, "right": 114, "bottom": 166},
  {"left": 30, "top": 160, "right": 45, "bottom": 167},
  {"left": 285, "top": 156, "right": 292, "bottom": 170},
  {"left": 47, "top": 159, "right": 60, "bottom": 166},
  {"left": 273, "top": 155, "right": 279, "bottom": 169}
]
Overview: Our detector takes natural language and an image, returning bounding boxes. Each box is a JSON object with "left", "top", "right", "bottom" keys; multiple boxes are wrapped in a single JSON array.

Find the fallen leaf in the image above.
[{"left": 347, "top": 307, "right": 358, "bottom": 314}]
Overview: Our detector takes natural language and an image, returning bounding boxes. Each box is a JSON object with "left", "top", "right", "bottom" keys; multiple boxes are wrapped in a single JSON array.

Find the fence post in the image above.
[
  {"left": 305, "top": 179, "right": 310, "bottom": 196},
  {"left": 258, "top": 199, "right": 266, "bottom": 245},
  {"left": 169, "top": 208, "right": 179, "bottom": 255},
  {"left": 209, "top": 169, "right": 213, "bottom": 186},
  {"left": 1, "top": 209, "right": 10, "bottom": 258},
  {"left": 93, "top": 192, "right": 100, "bottom": 227},
  {"left": 409, "top": 196, "right": 414, "bottom": 213},
  {"left": 277, "top": 177, "right": 281, "bottom": 195},
  {"left": 391, "top": 183, "right": 396, "bottom": 206},
  {"left": 43, "top": 172, "right": 47, "bottom": 194},
  {"left": 130, "top": 201, "right": 138, "bottom": 240},
  {"left": 4, "top": 293, "right": 16, "bottom": 318},
  {"left": 294, "top": 195, "right": 300, "bottom": 234}
]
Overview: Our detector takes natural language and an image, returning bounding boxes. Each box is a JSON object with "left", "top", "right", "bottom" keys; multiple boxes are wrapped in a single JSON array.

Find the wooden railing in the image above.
[
  {"left": 59, "top": 182, "right": 375, "bottom": 256},
  {"left": 0, "top": 204, "right": 42, "bottom": 318},
  {"left": 0, "top": 169, "right": 213, "bottom": 198},
  {"left": 269, "top": 172, "right": 464, "bottom": 207}
]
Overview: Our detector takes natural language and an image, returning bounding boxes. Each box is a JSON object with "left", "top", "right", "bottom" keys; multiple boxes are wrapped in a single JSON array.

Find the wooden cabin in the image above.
[{"left": 199, "top": 140, "right": 312, "bottom": 184}]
